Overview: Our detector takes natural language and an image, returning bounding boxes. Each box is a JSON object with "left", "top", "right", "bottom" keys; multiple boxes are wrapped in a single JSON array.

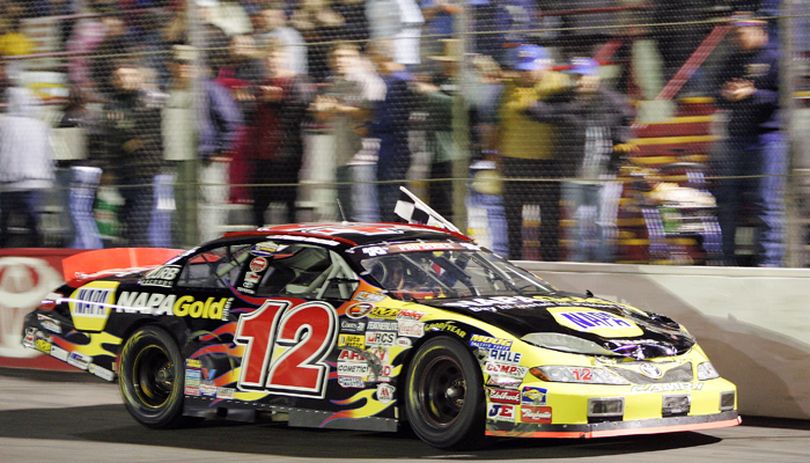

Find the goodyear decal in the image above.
[
  {"left": 548, "top": 307, "right": 643, "bottom": 338},
  {"left": 425, "top": 321, "right": 467, "bottom": 338},
  {"left": 68, "top": 281, "right": 119, "bottom": 331},
  {"left": 115, "top": 292, "right": 231, "bottom": 320}
]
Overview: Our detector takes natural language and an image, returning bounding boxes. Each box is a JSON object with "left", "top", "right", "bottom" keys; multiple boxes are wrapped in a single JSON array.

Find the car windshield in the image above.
[{"left": 355, "top": 242, "right": 555, "bottom": 301}]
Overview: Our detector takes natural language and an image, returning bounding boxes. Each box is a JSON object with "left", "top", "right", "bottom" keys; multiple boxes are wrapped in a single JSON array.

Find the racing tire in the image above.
[
  {"left": 405, "top": 336, "right": 485, "bottom": 449},
  {"left": 118, "top": 326, "right": 187, "bottom": 428}
]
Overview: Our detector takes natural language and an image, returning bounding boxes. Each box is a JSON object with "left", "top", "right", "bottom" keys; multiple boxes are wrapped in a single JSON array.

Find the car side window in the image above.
[
  {"left": 253, "top": 244, "right": 358, "bottom": 300},
  {"left": 177, "top": 243, "right": 252, "bottom": 288}
]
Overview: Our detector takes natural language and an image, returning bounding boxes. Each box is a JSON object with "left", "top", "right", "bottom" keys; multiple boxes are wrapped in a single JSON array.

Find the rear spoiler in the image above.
[{"left": 61, "top": 248, "right": 184, "bottom": 282}]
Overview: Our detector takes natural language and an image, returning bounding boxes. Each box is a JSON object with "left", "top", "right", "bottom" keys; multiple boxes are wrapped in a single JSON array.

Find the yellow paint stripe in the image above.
[
  {"left": 644, "top": 115, "right": 714, "bottom": 125},
  {"left": 679, "top": 96, "right": 715, "bottom": 104},
  {"left": 631, "top": 135, "right": 718, "bottom": 146}
]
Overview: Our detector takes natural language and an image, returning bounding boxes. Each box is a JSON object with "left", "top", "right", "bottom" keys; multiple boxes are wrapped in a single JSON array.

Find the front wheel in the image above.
[
  {"left": 118, "top": 326, "right": 186, "bottom": 428},
  {"left": 404, "top": 336, "right": 485, "bottom": 449}
]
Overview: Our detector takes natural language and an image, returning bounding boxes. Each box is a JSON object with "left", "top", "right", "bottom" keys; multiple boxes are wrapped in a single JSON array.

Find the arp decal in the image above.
[
  {"left": 548, "top": 307, "right": 643, "bottom": 338},
  {"left": 235, "top": 299, "right": 338, "bottom": 398},
  {"left": 68, "top": 281, "right": 119, "bottom": 331}
]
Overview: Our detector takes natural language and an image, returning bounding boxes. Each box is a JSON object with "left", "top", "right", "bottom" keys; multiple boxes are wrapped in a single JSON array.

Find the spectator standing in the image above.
[
  {"left": 98, "top": 61, "right": 165, "bottom": 246},
  {"left": 413, "top": 39, "right": 467, "bottom": 219},
  {"left": 291, "top": 0, "right": 345, "bottom": 82},
  {"left": 164, "top": 45, "right": 241, "bottom": 244},
  {"left": 249, "top": 43, "right": 313, "bottom": 226},
  {"left": 420, "top": 1, "right": 463, "bottom": 75},
  {"left": 311, "top": 42, "right": 384, "bottom": 222},
  {"left": 713, "top": 15, "right": 786, "bottom": 266},
  {"left": 0, "top": 4, "right": 34, "bottom": 57},
  {"left": 369, "top": 40, "right": 415, "bottom": 221},
  {"left": 216, "top": 34, "right": 265, "bottom": 204},
  {"left": 525, "top": 58, "right": 635, "bottom": 262},
  {"left": 366, "top": 0, "right": 424, "bottom": 68},
  {"left": 255, "top": 2, "right": 308, "bottom": 77},
  {"left": 497, "top": 44, "right": 567, "bottom": 261},
  {"left": 0, "top": 60, "right": 54, "bottom": 247}
]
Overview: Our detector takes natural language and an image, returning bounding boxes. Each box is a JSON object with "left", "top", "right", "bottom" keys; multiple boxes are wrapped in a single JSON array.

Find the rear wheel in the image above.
[
  {"left": 118, "top": 326, "right": 186, "bottom": 428},
  {"left": 405, "top": 336, "right": 485, "bottom": 449}
]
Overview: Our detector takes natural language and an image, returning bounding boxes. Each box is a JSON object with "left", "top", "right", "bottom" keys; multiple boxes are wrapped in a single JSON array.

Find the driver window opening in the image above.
[{"left": 254, "top": 244, "right": 358, "bottom": 300}]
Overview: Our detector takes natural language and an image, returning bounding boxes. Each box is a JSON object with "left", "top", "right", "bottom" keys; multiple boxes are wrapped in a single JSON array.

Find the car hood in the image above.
[{"left": 423, "top": 292, "right": 694, "bottom": 359}]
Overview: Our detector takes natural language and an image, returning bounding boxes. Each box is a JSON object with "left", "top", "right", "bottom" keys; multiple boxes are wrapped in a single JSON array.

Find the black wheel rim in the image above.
[
  {"left": 132, "top": 344, "right": 175, "bottom": 409},
  {"left": 415, "top": 353, "right": 466, "bottom": 429}
]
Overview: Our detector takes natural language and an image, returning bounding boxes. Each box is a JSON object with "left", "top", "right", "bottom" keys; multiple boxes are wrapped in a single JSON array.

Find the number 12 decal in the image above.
[{"left": 235, "top": 299, "right": 338, "bottom": 398}]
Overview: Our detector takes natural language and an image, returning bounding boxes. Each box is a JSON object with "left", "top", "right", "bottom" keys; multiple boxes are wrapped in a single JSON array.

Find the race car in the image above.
[{"left": 21, "top": 222, "right": 739, "bottom": 449}]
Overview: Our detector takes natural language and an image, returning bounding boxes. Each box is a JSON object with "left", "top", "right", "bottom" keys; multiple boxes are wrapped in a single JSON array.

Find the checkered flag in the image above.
[{"left": 394, "top": 187, "right": 461, "bottom": 233}]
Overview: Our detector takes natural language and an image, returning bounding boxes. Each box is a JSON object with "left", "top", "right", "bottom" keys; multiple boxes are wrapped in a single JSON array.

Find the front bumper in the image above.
[{"left": 486, "top": 410, "right": 740, "bottom": 438}]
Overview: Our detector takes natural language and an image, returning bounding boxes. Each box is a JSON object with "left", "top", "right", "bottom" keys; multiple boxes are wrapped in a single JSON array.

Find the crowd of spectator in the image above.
[{"left": 0, "top": 0, "right": 797, "bottom": 267}]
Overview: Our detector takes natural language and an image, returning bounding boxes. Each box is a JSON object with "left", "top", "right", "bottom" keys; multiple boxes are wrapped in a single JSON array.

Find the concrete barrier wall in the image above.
[{"left": 521, "top": 261, "right": 810, "bottom": 420}]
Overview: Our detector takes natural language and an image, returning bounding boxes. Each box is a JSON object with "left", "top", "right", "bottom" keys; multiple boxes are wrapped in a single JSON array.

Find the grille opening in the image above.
[
  {"left": 663, "top": 394, "right": 691, "bottom": 417},
  {"left": 720, "top": 391, "right": 736, "bottom": 411},
  {"left": 588, "top": 398, "right": 624, "bottom": 423}
]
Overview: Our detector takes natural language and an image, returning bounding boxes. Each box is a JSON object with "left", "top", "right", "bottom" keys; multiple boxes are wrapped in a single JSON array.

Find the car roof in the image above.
[{"left": 223, "top": 222, "right": 471, "bottom": 247}]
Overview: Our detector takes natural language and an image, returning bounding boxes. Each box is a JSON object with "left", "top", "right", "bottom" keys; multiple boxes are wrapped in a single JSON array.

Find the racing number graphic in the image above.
[{"left": 235, "top": 299, "right": 338, "bottom": 398}]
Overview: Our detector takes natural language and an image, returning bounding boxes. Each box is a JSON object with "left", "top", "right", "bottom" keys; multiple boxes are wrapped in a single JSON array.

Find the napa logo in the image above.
[
  {"left": 548, "top": 307, "right": 643, "bottom": 338},
  {"left": 69, "top": 281, "right": 119, "bottom": 331}
]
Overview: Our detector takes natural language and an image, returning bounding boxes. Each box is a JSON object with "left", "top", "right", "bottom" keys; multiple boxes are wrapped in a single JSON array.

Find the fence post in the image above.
[
  {"left": 781, "top": 1, "right": 802, "bottom": 266},
  {"left": 452, "top": 5, "right": 470, "bottom": 231}
]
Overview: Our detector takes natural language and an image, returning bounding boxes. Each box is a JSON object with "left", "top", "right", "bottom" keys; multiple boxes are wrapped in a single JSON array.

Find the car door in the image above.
[{"left": 231, "top": 241, "right": 359, "bottom": 400}]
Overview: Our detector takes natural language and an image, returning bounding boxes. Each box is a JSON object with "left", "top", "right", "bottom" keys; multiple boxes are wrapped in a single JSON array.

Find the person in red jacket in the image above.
[{"left": 248, "top": 41, "right": 313, "bottom": 226}]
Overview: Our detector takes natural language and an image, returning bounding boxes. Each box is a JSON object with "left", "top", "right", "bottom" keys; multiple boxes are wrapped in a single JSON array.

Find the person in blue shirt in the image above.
[
  {"left": 368, "top": 40, "right": 415, "bottom": 221},
  {"left": 712, "top": 14, "right": 786, "bottom": 266}
]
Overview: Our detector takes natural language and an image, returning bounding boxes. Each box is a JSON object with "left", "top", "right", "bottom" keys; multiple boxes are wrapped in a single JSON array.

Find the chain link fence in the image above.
[{"left": 0, "top": 0, "right": 808, "bottom": 267}]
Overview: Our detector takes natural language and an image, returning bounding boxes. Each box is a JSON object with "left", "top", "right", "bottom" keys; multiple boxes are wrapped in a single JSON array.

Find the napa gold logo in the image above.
[
  {"left": 69, "top": 281, "right": 119, "bottom": 331},
  {"left": 115, "top": 291, "right": 230, "bottom": 320}
]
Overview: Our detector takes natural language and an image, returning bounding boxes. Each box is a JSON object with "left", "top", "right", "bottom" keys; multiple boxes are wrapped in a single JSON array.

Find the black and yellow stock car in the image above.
[{"left": 22, "top": 223, "right": 739, "bottom": 449}]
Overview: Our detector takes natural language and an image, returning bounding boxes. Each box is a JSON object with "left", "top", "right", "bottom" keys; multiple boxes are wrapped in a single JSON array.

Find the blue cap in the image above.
[
  {"left": 512, "top": 44, "right": 550, "bottom": 72},
  {"left": 567, "top": 57, "right": 599, "bottom": 76}
]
